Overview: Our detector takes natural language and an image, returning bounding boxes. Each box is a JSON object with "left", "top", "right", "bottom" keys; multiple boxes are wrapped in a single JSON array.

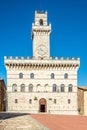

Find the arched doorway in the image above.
[{"left": 39, "top": 98, "right": 47, "bottom": 112}]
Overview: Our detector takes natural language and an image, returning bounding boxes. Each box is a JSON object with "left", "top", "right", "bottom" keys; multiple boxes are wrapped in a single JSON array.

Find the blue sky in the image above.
[{"left": 0, "top": 0, "right": 87, "bottom": 86}]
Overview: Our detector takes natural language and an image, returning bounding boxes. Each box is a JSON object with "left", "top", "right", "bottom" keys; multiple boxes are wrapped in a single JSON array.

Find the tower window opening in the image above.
[{"left": 39, "top": 19, "right": 43, "bottom": 26}]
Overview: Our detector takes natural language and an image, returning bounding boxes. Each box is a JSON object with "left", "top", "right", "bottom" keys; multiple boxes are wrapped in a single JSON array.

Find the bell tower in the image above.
[{"left": 32, "top": 11, "right": 51, "bottom": 59}]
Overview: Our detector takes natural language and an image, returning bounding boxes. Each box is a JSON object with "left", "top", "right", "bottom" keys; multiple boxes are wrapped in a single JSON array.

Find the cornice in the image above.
[{"left": 4, "top": 56, "right": 80, "bottom": 70}]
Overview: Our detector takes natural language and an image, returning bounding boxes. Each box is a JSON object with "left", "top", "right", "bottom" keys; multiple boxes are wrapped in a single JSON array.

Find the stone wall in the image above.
[
  {"left": 78, "top": 87, "right": 87, "bottom": 115},
  {"left": 78, "top": 88, "right": 84, "bottom": 115},
  {"left": 7, "top": 92, "right": 78, "bottom": 115}
]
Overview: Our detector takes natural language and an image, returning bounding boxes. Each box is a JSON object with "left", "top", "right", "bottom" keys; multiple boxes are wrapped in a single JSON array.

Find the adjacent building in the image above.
[
  {"left": 0, "top": 79, "right": 6, "bottom": 111},
  {"left": 4, "top": 11, "right": 80, "bottom": 115},
  {"left": 78, "top": 87, "right": 87, "bottom": 115}
]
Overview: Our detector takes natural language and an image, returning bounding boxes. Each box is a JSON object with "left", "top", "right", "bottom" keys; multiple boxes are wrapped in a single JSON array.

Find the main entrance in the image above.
[{"left": 39, "top": 98, "right": 47, "bottom": 112}]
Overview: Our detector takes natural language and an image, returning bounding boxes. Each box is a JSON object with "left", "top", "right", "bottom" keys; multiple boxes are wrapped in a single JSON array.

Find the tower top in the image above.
[
  {"left": 35, "top": 10, "right": 47, "bottom": 14},
  {"left": 32, "top": 10, "right": 51, "bottom": 59},
  {"left": 34, "top": 11, "right": 48, "bottom": 26}
]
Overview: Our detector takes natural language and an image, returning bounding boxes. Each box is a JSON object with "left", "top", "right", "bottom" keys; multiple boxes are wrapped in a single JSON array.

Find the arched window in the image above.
[
  {"left": 52, "top": 84, "right": 57, "bottom": 92},
  {"left": 21, "top": 84, "right": 25, "bottom": 92},
  {"left": 39, "top": 19, "right": 43, "bottom": 26},
  {"left": 19, "top": 73, "right": 23, "bottom": 78},
  {"left": 45, "top": 84, "right": 49, "bottom": 92},
  {"left": 51, "top": 73, "right": 55, "bottom": 79},
  {"left": 68, "top": 84, "right": 73, "bottom": 92},
  {"left": 30, "top": 73, "right": 34, "bottom": 79},
  {"left": 37, "top": 84, "right": 41, "bottom": 92},
  {"left": 12, "top": 84, "right": 17, "bottom": 92},
  {"left": 29, "top": 84, "right": 33, "bottom": 92},
  {"left": 64, "top": 73, "right": 68, "bottom": 79},
  {"left": 60, "top": 84, "right": 65, "bottom": 92}
]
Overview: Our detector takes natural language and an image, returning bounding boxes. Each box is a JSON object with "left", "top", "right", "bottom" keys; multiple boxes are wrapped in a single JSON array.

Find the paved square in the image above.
[{"left": 31, "top": 114, "right": 87, "bottom": 130}]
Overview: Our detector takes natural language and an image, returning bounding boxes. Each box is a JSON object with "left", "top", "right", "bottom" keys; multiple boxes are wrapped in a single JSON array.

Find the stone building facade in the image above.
[
  {"left": 0, "top": 79, "right": 6, "bottom": 111},
  {"left": 78, "top": 87, "right": 87, "bottom": 115},
  {"left": 4, "top": 11, "right": 80, "bottom": 115}
]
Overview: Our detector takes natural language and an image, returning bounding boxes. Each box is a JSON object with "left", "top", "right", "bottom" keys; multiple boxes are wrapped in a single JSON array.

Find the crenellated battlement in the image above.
[
  {"left": 35, "top": 10, "right": 47, "bottom": 14},
  {"left": 4, "top": 56, "right": 80, "bottom": 71},
  {"left": 4, "top": 56, "right": 80, "bottom": 61}
]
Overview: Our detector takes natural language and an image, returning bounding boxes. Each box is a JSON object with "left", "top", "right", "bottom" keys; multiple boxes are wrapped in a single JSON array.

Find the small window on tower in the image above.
[{"left": 39, "top": 19, "right": 43, "bottom": 26}]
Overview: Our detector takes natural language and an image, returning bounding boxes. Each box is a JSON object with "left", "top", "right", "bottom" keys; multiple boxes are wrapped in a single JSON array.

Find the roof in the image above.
[{"left": 78, "top": 86, "right": 87, "bottom": 90}]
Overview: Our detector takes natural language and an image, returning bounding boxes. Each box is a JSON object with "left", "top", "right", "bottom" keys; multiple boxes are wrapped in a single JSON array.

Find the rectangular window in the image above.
[
  {"left": 29, "top": 99, "right": 32, "bottom": 104},
  {"left": 15, "top": 99, "right": 18, "bottom": 103},
  {"left": 68, "top": 99, "right": 71, "bottom": 104},
  {"left": 54, "top": 99, "right": 57, "bottom": 104},
  {"left": 49, "top": 98, "right": 52, "bottom": 100}
]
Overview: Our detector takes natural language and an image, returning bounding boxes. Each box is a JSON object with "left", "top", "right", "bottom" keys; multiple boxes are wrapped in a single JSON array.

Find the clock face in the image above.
[{"left": 38, "top": 45, "right": 47, "bottom": 56}]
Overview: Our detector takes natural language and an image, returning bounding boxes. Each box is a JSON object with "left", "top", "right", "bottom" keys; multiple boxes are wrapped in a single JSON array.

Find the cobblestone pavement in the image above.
[{"left": 0, "top": 113, "right": 49, "bottom": 130}]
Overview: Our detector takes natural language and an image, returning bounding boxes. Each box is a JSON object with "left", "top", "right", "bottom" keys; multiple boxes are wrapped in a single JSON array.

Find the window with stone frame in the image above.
[
  {"left": 12, "top": 84, "right": 17, "bottom": 92},
  {"left": 64, "top": 73, "right": 68, "bottom": 79},
  {"left": 51, "top": 73, "right": 55, "bottom": 79},
  {"left": 19, "top": 73, "right": 23, "bottom": 78},
  {"left": 20, "top": 84, "right": 25, "bottom": 92},
  {"left": 60, "top": 84, "right": 65, "bottom": 92},
  {"left": 30, "top": 73, "right": 34, "bottom": 79},
  {"left": 29, "top": 84, "right": 33, "bottom": 92},
  {"left": 52, "top": 84, "right": 57, "bottom": 92},
  {"left": 29, "top": 99, "right": 32, "bottom": 104},
  {"left": 15, "top": 99, "right": 18, "bottom": 103},
  {"left": 68, "top": 84, "right": 73, "bottom": 92}
]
